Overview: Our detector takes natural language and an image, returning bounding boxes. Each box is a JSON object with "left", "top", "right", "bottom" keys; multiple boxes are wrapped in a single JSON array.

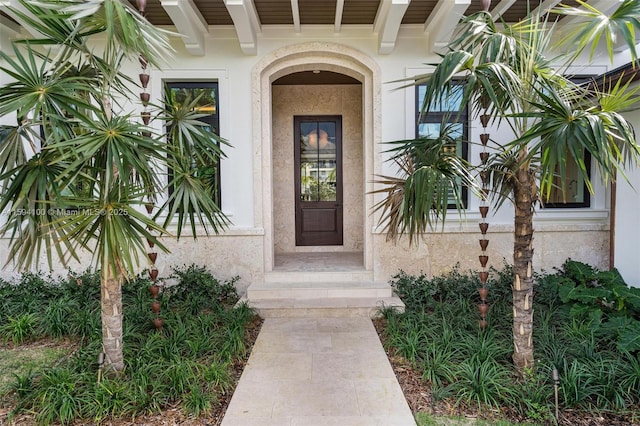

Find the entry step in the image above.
[
  {"left": 264, "top": 270, "right": 374, "bottom": 283},
  {"left": 241, "top": 296, "right": 405, "bottom": 318},
  {"left": 247, "top": 281, "right": 392, "bottom": 300}
]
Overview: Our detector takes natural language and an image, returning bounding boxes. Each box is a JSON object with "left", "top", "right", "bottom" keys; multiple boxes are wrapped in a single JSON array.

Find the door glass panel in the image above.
[{"left": 300, "top": 121, "right": 337, "bottom": 202}]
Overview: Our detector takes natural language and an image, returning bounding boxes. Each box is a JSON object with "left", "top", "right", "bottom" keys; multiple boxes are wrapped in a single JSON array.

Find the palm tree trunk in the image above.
[
  {"left": 512, "top": 166, "right": 536, "bottom": 370},
  {"left": 101, "top": 262, "right": 124, "bottom": 372}
]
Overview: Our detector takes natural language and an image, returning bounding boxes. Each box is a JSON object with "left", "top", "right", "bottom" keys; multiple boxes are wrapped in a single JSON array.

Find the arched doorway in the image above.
[{"left": 251, "top": 42, "right": 381, "bottom": 274}]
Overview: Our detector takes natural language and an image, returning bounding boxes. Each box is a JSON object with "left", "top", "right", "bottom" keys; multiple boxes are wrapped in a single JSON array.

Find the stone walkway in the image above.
[{"left": 221, "top": 317, "right": 416, "bottom": 426}]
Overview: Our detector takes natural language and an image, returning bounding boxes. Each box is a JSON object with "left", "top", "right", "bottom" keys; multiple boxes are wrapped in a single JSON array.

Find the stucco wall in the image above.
[
  {"left": 373, "top": 225, "right": 610, "bottom": 281},
  {"left": 0, "top": 233, "right": 263, "bottom": 295},
  {"left": 616, "top": 108, "right": 640, "bottom": 287},
  {"left": 272, "top": 84, "right": 364, "bottom": 253}
]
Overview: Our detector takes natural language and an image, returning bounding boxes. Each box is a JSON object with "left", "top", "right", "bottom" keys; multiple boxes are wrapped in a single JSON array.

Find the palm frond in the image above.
[
  {"left": 0, "top": 151, "right": 78, "bottom": 270},
  {"left": 157, "top": 159, "right": 230, "bottom": 238},
  {"left": 47, "top": 111, "right": 165, "bottom": 193},
  {"left": 0, "top": 123, "right": 38, "bottom": 182},
  {"left": 0, "top": 45, "right": 95, "bottom": 124},
  {"left": 15, "top": 0, "right": 173, "bottom": 67},
  {"left": 157, "top": 88, "right": 231, "bottom": 238},
  {"left": 553, "top": 0, "right": 640, "bottom": 64},
  {"left": 59, "top": 183, "right": 169, "bottom": 278},
  {"left": 372, "top": 123, "right": 479, "bottom": 244},
  {"left": 162, "top": 89, "right": 229, "bottom": 165},
  {"left": 514, "top": 77, "right": 640, "bottom": 199}
]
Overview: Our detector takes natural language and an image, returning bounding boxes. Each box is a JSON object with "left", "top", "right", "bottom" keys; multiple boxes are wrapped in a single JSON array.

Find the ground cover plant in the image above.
[
  {"left": 0, "top": 265, "right": 257, "bottom": 425},
  {"left": 380, "top": 260, "right": 640, "bottom": 425}
]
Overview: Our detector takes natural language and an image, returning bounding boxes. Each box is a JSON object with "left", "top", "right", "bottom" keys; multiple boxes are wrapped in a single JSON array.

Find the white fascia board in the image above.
[
  {"left": 160, "top": 0, "right": 208, "bottom": 56},
  {"left": 375, "top": 0, "right": 411, "bottom": 55},
  {"left": 224, "top": 0, "right": 261, "bottom": 55},
  {"left": 424, "top": 0, "right": 471, "bottom": 51}
]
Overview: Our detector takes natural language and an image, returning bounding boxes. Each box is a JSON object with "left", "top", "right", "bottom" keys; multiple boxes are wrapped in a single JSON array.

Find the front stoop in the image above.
[{"left": 242, "top": 277, "right": 405, "bottom": 318}]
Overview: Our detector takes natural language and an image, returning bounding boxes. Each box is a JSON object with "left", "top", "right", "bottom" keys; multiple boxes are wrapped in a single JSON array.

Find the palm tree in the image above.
[
  {"left": 0, "top": 0, "right": 228, "bottom": 371},
  {"left": 375, "top": 0, "right": 640, "bottom": 371}
]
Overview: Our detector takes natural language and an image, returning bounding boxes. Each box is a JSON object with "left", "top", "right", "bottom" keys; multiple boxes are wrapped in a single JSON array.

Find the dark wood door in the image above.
[{"left": 294, "top": 116, "right": 343, "bottom": 246}]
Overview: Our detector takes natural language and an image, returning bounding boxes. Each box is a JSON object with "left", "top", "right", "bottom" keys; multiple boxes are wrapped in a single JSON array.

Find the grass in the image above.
[
  {"left": 0, "top": 343, "right": 73, "bottom": 393},
  {"left": 0, "top": 265, "right": 257, "bottom": 425},
  {"left": 416, "top": 412, "right": 538, "bottom": 425},
  {"left": 383, "top": 260, "right": 640, "bottom": 424}
]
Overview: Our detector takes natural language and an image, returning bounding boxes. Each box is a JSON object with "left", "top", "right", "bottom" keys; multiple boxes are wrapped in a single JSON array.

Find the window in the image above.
[
  {"left": 165, "top": 82, "right": 221, "bottom": 206},
  {"left": 543, "top": 76, "right": 592, "bottom": 208},
  {"left": 542, "top": 151, "right": 591, "bottom": 208},
  {"left": 416, "top": 83, "right": 469, "bottom": 208}
]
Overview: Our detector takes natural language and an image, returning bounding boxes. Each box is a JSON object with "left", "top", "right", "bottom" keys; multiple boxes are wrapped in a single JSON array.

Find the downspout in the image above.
[{"left": 610, "top": 174, "right": 616, "bottom": 270}]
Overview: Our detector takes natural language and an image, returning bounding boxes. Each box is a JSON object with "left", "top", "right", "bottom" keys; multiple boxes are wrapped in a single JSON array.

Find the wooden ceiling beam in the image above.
[
  {"left": 374, "top": 0, "right": 411, "bottom": 55},
  {"left": 160, "top": 0, "right": 208, "bottom": 56},
  {"left": 291, "top": 0, "right": 300, "bottom": 32},
  {"left": 335, "top": 0, "right": 344, "bottom": 33},
  {"left": 424, "top": 0, "right": 471, "bottom": 51},
  {"left": 224, "top": 0, "right": 261, "bottom": 55},
  {"left": 491, "top": 0, "right": 517, "bottom": 20},
  {"left": 0, "top": 14, "right": 20, "bottom": 38},
  {"left": 531, "top": 0, "right": 562, "bottom": 17}
]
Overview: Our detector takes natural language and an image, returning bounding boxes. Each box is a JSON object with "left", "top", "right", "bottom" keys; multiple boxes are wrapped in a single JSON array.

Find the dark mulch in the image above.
[
  {"left": 1, "top": 316, "right": 263, "bottom": 426},
  {"left": 373, "top": 318, "right": 640, "bottom": 426}
]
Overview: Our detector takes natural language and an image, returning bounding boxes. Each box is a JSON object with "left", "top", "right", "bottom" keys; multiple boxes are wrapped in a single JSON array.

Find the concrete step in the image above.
[
  {"left": 264, "top": 270, "right": 374, "bottom": 283},
  {"left": 240, "top": 296, "right": 405, "bottom": 318},
  {"left": 246, "top": 281, "right": 393, "bottom": 300}
]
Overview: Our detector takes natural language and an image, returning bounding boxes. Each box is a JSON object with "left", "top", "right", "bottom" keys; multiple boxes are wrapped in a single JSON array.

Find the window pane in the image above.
[
  {"left": 166, "top": 82, "right": 220, "bottom": 206},
  {"left": 418, "top": 123, "right": 463, "bottom": 140},
  {"left": 299, "top": 121, "right": 337, "bottom": 202},
  {"left": 544, "top": 155, "right": 589, "bottom": 207},
  {"left": 418, "top": 84, "right": 463, "bottom": 112},
  {"left": 169, "top": 86, "right": 217, "bottom": 132}
]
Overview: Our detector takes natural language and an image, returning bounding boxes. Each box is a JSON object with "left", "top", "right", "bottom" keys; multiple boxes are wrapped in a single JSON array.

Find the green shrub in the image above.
[
  {"left": 445, "top": 359, "right": 517, "bottom": 409},
  {"left": 1, "top": 313, "right": 39, "bottom": 344},
  {"left": 167, "top": 264, "right": 240, "bottom": 311},
  {"left": 540, "top": 259, "right": 640, "bottom": 352},
  {"left": 386, "top": 260, "right": 640, "bottom": 420},
  {"left": 34, "top": 369, "right": 91, "bottom": 425},
  {"left": 390, "top": 263, "right": 513, "bottom": 311},
  {"left": 183, "top": 385, "right": 214, "bottom": 416},
  {"left": 0, "top": 265, "right": 254, "bottom": 424}
]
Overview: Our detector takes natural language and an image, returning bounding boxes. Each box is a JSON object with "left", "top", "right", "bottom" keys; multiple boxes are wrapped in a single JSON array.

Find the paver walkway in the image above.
[{"left": 221, "top": 317, "right": 416, "bottom": 426}]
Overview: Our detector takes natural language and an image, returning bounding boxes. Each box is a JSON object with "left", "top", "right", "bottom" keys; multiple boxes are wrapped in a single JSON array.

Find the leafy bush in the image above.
[
  {"left": 390, "top": 262, "right": 513, "bottom": 311},
  {"left": 538, "top": 259, "right": 640, "bottom": 352},
  {"left": 166, "top": 264, "right": 240, "bottom": 314}
]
